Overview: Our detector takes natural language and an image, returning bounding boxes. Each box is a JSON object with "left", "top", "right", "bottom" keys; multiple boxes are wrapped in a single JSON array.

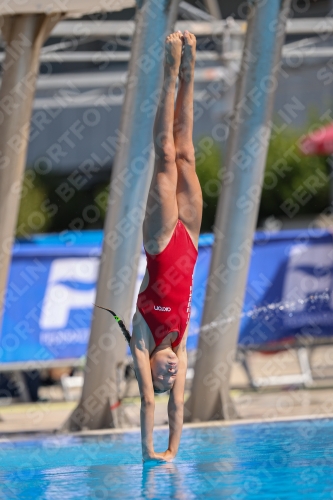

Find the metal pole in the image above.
[
  {"left": 186, "top": 0, "right": 292, "bottom": 422},
  {"left": 203, "top": 0, "right": 222, "bottom": 19},
  {"left": 62, "top": 0, "right": 180, "bottom": 432},
  {"left": 0, "top": 13, "right": 62, "bottom": 331}
]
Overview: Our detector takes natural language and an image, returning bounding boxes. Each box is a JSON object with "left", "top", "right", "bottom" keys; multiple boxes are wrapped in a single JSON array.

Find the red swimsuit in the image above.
[{"left": 137, "top": 220, "right": 198, "bottom": 348}]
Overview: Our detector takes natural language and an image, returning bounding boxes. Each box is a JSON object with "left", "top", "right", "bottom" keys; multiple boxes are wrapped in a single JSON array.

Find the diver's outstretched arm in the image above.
[
  {"left": 166, "top": 332, "right": 188, "bottom": 459},
  {"left": 130, "top": 327, "right": 157, "bottom": 461}
]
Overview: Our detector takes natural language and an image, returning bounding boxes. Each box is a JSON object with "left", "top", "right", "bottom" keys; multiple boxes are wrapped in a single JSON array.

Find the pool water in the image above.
[{"left": 1, "top": 419, "right": 333, "bottom": 499}]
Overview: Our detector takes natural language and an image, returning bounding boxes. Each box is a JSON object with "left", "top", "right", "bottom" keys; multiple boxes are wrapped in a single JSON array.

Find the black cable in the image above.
[{"left": 94, "top": 304, "right": 131, "bottom": 346}]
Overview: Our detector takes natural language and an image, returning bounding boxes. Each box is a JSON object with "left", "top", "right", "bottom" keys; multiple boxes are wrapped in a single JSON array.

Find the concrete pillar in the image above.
[
  {"left": 62, "top": 0, "right": 180, "bottom": 432},
  {"left": 0, "top": 13, "right": 62, "bottom": 329},
  {"left": 186, "top": 0, "right": 292, "bottom": 422}
]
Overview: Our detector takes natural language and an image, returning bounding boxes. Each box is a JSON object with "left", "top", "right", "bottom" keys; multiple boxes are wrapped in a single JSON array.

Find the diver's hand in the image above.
[
  {"left": 156, "top": 449, "right": 175, "bottom": 462},
  {"left": 142, "top": 451, "right": 165, "bottom": 462},
  {"left": 142, "top": 450, "right": 175, "bottom": 462}
]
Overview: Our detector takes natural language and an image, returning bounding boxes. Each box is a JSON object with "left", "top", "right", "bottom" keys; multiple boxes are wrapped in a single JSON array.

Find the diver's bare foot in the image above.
[
  {"left": 180, "top": 30, "right": 196, "bottom": 82},
  {"left": 164, "top": 31, "right": 183, "bottom": 77}
]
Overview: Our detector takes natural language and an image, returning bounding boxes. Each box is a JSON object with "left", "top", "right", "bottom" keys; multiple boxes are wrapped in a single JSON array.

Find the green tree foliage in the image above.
[
  {"left": 195, "top": 127, "right": 330, "bottom": 232},
  {"left": 16, "top": 172, "right": 109, "bottom": 237},
  {"left": 260, "top": 128, "right": 329, "bottom": 220},
  {"left": 93, "top": 183, "right": 109, "bottom": 220},
  {"left": 195, "top": 138, "right": 222, "bottom": 233},
  {"left": 16, "top": 172, "right": 52, "bottom": 237},
  {"left": 16, "top": 125, "right": 330, "bottom": 237}
]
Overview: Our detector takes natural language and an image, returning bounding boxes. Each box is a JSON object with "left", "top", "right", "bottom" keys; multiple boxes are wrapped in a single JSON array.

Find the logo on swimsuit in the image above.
[{"left": 154, "top": 306, "right": 171, "bottom": 312}]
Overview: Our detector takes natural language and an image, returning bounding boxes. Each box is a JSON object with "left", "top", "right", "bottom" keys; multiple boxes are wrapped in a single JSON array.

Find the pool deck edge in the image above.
[
  {"left": 1, "top": 412, "right": 333, "bottom": 442},
  {"left": 61, "top": 412, "right": 333, "bottom": 436}
]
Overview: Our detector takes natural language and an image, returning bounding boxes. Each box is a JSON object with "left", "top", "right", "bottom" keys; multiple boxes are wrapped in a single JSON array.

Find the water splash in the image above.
[{"left": 200, "top": 290, "right": 331, "bottom": 332}]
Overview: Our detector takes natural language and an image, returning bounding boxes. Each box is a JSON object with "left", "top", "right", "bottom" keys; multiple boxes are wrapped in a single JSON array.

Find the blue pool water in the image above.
[{"left": 1, "top": 419, "right": 333, "bottom": 499}]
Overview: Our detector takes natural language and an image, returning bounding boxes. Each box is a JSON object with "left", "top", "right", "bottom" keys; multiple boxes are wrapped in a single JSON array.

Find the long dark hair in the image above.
[{"left": 94, "top": 304, "right": 131, "bottom": 345}]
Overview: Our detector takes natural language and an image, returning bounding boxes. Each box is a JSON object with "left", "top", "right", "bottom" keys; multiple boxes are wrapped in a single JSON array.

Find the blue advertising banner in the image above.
[
  {"left": 189, "top": 230, "right": 333, "bottom": 350},
  {"left": 1, "top": 228, "right": 332, "bottom": 367}
]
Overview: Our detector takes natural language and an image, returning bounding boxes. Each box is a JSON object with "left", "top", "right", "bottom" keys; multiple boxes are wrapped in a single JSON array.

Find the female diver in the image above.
[
  {"left": 98, "top": 30, "right": 202, "bottom": 462},
  {"left": 132, "top": 30, "right": 202, "bottom": 462}
]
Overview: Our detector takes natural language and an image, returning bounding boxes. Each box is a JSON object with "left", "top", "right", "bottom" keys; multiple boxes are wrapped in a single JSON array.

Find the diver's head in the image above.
[{"left": 150, "top": 347, "right": 179, "bottom": 393}]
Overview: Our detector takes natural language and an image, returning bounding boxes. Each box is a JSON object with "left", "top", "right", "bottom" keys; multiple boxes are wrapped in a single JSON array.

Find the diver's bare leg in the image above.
[
  {"left": 174, "top": 31, "right": 202, "bottom": 245},
  {"left": 143, "top": 32, "right": 183, "bottom": 254}
]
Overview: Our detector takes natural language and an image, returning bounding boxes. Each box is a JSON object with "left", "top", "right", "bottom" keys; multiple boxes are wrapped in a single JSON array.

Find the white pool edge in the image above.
[
  {"left": 67, "top": 412, "right": 333, "bottom": 436},
  {"left": 1, "top": 412, "right": 333, "bottom": 442}
]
